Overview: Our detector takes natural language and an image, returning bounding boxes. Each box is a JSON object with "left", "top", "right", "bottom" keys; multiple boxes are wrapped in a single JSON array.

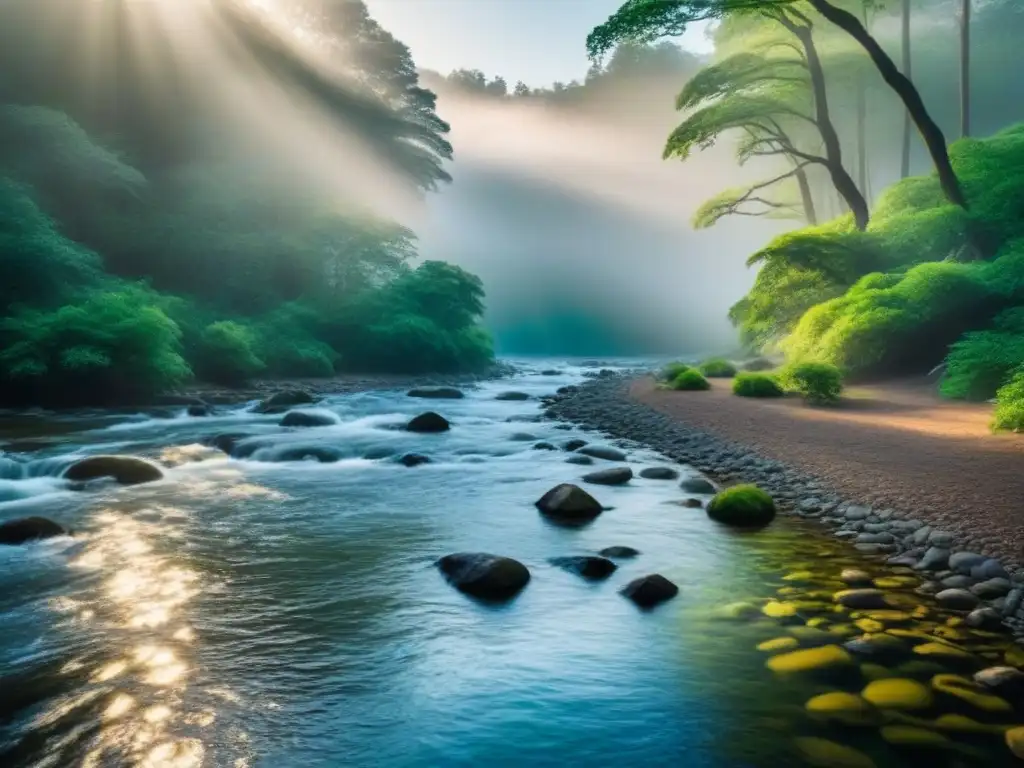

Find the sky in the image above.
[{"left": 363, "top": 0, "right": 713, "bottom": 87}]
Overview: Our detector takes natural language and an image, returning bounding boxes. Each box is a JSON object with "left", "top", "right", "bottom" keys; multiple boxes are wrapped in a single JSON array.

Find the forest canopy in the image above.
[{"left": 0, "top": 0, "right": 494, "bottom": 406}]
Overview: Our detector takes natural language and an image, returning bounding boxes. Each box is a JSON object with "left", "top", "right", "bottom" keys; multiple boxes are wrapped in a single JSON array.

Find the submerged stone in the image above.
[
  {"left": 436, "top": 553, "right": 530, "bottom": 601},
  {"left": 577, "top": 445, "right": 627, "bottom": 462},
  {"left": 549, "top": 556, "right": 617, "bottom": 581},
  {"left": 934, "top": 713, "right": 1003, "bottom": 734},
  {"left": 598, "top": 546, "right": 639, "bottom": 559},
  {"left": 762, "top": 601, "right": 798, "bottom": 619},
  {"left": 280, "top": 409, "right": 338, "bottom": 428},
  {"left": 639, "top": 467, "right": 679, "bottom": 480},
  {"left": 406, "top": 412, "right": 450, "bottom": 433},
  {"left": 975, "top": 666, "right": 1024, "bottom": 699},
  {"left": 407, "top": 387, "right": 464, "bottom": 399},
  {"left": 880, "top": 725, "right": 950, "bottom": 749},
  {"left": 582, "top": 467, "right": 633, "bottom": 486},
  {"left": 713, "top": 602, "right": 761, "bottom": 621},
  {"left": 793, "top": 737, "right": 876, "bottom": 768},
  {"left": 0, "top": 517, "right": 67, "bottom": 545},
  {"left": 679, "top": 476, "right": 716, "bottom": 494},
  {"left": 862, "top": 678, "right": 933, "bottom": 710},
  {"left": 766, "top": 645, "right": 853, "bottom": 674},
  {"left": 834, "top": 589, "right": 890, "bottom": 610},
  {"left": 805, "top": 692, "right": 876, "bottom": 726},
  {"left": 931, "top": 674, "right": 1012, "bottom": 712},
  {"left": 64, "top": 455, "right": 163, "bottom": 485}
]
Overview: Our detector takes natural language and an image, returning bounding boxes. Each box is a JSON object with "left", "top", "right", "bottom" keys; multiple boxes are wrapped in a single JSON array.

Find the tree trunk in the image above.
[
  {"left": 795, "top": 164, "right": 818, "bottom": 226},
  {"left": 809, "top": 0, "right": 967, "bottom": 209},
  {"left": 900, "top": 0, "right": 912, "bottom": 178},
  {"left": 788, "top": 22, "right": 870, "bottom": 230},
  {"left": 857, "top": 4, "right": 869, "bottom": 199},
  {"left": 960, "top": 0, "right": 971, "bottom": 138}
]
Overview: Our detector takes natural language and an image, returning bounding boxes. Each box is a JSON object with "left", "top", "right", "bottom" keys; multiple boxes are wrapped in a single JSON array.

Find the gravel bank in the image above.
[{"left": 545, "top": 373, "right": 1024, "bottom": 638}]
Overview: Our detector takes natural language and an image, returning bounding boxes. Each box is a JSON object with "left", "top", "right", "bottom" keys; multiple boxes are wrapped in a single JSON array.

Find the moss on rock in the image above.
[{"left": 706, "top": 484, "right": 776, "bottom": 528}]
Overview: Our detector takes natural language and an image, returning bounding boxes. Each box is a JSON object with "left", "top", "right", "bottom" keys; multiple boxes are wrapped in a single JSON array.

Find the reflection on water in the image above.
[{"left": 0, "top": 360, "right": 1022, "bottom": 767}]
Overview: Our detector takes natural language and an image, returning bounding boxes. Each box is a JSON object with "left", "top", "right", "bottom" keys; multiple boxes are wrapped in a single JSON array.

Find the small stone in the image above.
[
  {"left": 912, "top": 526, "right": 932, "bottom": 545},
  {"left": 1007, "top": 727, "right": 1024, "bottom": 759},
  {"left": 971, "top": 577, "right": 1012, "bottom": 599},
  {"left": 975, "top": 667, "right": 1024, "bottom": 699},
  {"left": 966, "top": 607, "right": 1003, "bottom": 630},
  {"left": 563, "top": 439, "right": 587, "bottom": 452},
  {"left": 406, "top": 412, "right": 450, "bottom": 433},
  {"left": 949, "top": 551, "right": 987, "bottom": 574},
  {"left": 844, "top": 505, "right": 871, "bottom": 521},
  {"left": 914, "top": 547, "right": 950, "bottom": 571},
  {"left": 834, "top": 589, "right": 890, "bottom": 609},
  {"left": 971, "top": 559, "right": 1010, "bottom": 580},
  {"left": 1003, "top": 588, "right": 1024, "bottom": 616},
  {"left": 935, "top": 588, "right": 981, "bottom": 611},
  {"left": 680, "top": 477, "right": 716, "bottom": 494},
  {"left": 880, "top": 726, "right": 949, "bottom": 748},
  {"left": 565, "top": 455, "right": 594, "bottom": 465},
  {"left": 840, "top": 569, "right": 873, "bottom": 586},
  {"left": 549, "top": 556, "right": 617, "bottom": 580},
  {"left": 862, "top": 678, "right": 933, "bottom": 710},
  {"left": 940, "top": 575, "right": 974, "bottom": 589},
  {"left": 766, "top": 645, "right": 854, "bottom": 674},
  {"left": 398, "top": 453, "right": 430, "bottom": 467},
  {"left": 599, "top": 546, "right": 639, "bottom": 559},
  {"left": 932, "top": 673, "right": 1012, "bottom": 713},
  {"left": 639, "top": 467, "right": 679, "bottom": 480},
  {"left": 533, "top": 442, "right": 557, "bottom": 451},
  {"left": 804, "top": 692, "right": 876, "bottom": 726},
  {"left": 928, "top": 530, "right": 954, "bottom": 547},
  {"left": 620, "top": 574, "right": 678, "bottom": 608}
]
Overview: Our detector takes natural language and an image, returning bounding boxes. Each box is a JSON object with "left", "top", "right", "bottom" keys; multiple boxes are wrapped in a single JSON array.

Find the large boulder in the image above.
[
  {"left": 535, "top": 483, "right": 603, "bottom": 522},
  {"left": 582, "top": 467, "right": 633, "bottom": 486},
  {"left": 64, "top": 455, "right": 163, "bottom": 486},
  {"left": 280, "top": 409, "right": 339, "bottom": 428},
  {"left": 252, "top": 389, "right": 316, "bottom": 414},
  {"left": 550, "top": 556, "right": 617, "bottom": 580},
  {"left": 495, "top": 391, "right": 531, "bottom": 401},
  {"left": 408, "top": 387, "right": 464, "bottom": 400},
  {"left": 436, "top": 553, "right": 530, "bottom": 601},
  {"left": 577, "top": 445, "right": 627, "bottom": 462},
  {"left": 406, "top": 412, "right": 450, "bottom": 433},
  {"left": 0, "top": 517, "right": 67, "bottom": 545},
  {"left": 621, "top": 574, "right": 679, "bottom": 608},
  {"left": 706, "top": 484, "right": 775, "bottom": 528}
]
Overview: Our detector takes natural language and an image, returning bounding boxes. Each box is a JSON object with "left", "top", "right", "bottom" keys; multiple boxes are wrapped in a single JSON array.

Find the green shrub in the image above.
[
  {"left": 659, "top": 361, "right": 692, "bottom": 381},
  {"left": 941, "top": 308, "right": 1024, "bottom": 400},
  {"left": 194, "top": 321, "right": 265, "bottom": 386},
  {"left": 706, "top": 484, "right": 776, "bottom": 527},
  {"left": 0, "top": 287, "right": 191, "bottom": 405},
  {"left": 669, "top": 368, "right": 711, "bottom": 391},
  {"left": 741, "top": 357, "right": 776, "bottom": 372},
  {"left": 732, "top": 372, "right": 784, "bottom": 398},
  {"left": 992, "top": 368, "right": 1024, "bottom": 432},
  {"left": 780, "top": 362, "right": 843, "bottom": 405},
  {"left": 699, "top": 358, "right": 738, "bottom": 378}
]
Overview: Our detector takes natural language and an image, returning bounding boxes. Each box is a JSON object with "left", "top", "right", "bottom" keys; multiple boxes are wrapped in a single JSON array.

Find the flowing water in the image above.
[{"left": 1, "top": 360, "right": 1022, "bottom": 768}]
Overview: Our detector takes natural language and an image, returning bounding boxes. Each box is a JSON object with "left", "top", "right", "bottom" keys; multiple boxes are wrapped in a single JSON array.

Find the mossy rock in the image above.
[
  {"left": 1006, "top": 726, "right": 1024, "bottom": 758},
  {"left": 793, "top": 737, "right": 877, "bottom": 768},
  {"left": 713, "top": 601, "right": 761, "bottom": 621},
  {"left": 912, "top": 642, "right": 976, "bottom": 664},
  {"left": 762, "top": 601, "right": 798, "bottom": 619},
  {"left": 880, "top": 725, "right": 950, "bottom": 749},
  {"left": 767, "top": 645, "right": 853, "bottom": 674},
  {"left": 758, "top": 637, "right": 799, "bottom": 653},
  {"left": 862, "top": 678, "right": 933, "bottom": 710},
  {"left": 860, "top": 663, "right": 896, "bottom": 682},
  {"left": 64, "top": 455, "right": 163, "bottom": 485},
  {"left": 934, "top": 713, "right": 1005, "bottom": 734},
  {"left": 706, "top": 484, "right": 776, "bottom": 528},
  {"left": 805, "top": 692, "right": 877, "bottom": 726},
  {"left": 874, "top": 576, "right": 920, "bottom": 590},
  {"left": 931, "top": 674, "right": 1012, "bottom": 713}
]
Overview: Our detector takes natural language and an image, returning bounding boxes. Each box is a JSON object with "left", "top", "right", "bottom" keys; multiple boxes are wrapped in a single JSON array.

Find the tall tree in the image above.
[
  {"left": 959, "top": 0, "right": 971, "bottom": 138},
  {"left": 587, "top": 0, "right": 968, "bottom": 210}
]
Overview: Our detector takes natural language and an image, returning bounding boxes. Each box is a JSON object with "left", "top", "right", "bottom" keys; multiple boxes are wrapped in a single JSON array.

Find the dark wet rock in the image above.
[
  {"left": 536, "top": 483, "right": 603, "bottom": 522},
  {"left": 509, "top": 433, "right": 538, "bottom": 442},
  {"left": 565, "top": 454, "right": 594, "bottom": 465},
  {"left": 941, "top": 575, "right": 975, "bottom": 589},
  {"left": 972, "top": 559, "right": 1010, "bottom": 580},
  {"left": 680, "top": 477, "right": 716, "bottom": 494},
  {"left": 840, "top": 569, "right": 873, "bottom": 586},
  {"left": 0, "top": 517, "right": 67, "bottom": 545},
  {"left": 533, "top": 442, "right": 557, "bottom": 451},
  {"left": 857, "top": 532, "right": 895, "bottom": 545},
  {"left": 975, "top": 667, "right": 1024, "bottom": 700},
  {"left": 835, "top": 589, "right": 890, "bottom": 609},
  {"left": 541, "top": 369, "right": 561, "bottom": 376},
  {"left": 64, "top": 455, "right": 163, "bottom": 486},
  {"left": 399, "top": 453, "right": 431, "bottom": 467},
  {"left": 577, "top": 445, "right": 627, "bottom": 462},
  {"left": 681, "top": 498, "right": 703, "bottom": 509},
  {"left": 187, "top": 404, "right": 211, "bottom": 417},
  {"left": 1004, "top": 588, "right": 1024, "bottom": 617},
  {"left": 563, "top": 439, "right": 587, "bottom": 452},
  {"left": 621, "top": 574, "right": 679, "bottom": 608},
  {"left": 914, "top": 547, "right": 950, "bottom": 571},
  {"left": 935, "top": 588, "right": 981, "bottom": 611},
  {"left": 549, "top": 556, "right": 617, "bottom": 580},
  {"left": 407, "top": 387, "right": 464, "bottom": 399},
  {"left": 495, "top": 391, "right": 530, "bottom": 401},
  {"left": 887, "top": 554, "right": 920, "bottom": 567},
  {"left": 406, "top": 412, "right": 450, "bottom": 433},
  {"left": 280, "top": 410, "right": 338, "bottom": 428},
  {"left": 204, "top": 433, "right": 250, "bottom": 455},
  {"left": 436, "top": 553, "right": 530, "bottom": 601},
  {"left": 639, "top": 467, "right": 679, "bottom": 480},
  {"left": 582, "top": 467, "right": 633, "bottom": 486},
  {"left": 928, "top": 530, "right": 954, "bottom": 547},
  {"left": 599, "top": 546, "right": 640, "bottom": 559},
  {"left": 949, "top": 552, "right": 987, "bottom": 575},
  {"left": 971, "top": 578, "right": 1012, "bottom": 599},
  {"left": 844, "top": 633, "right": 909, "bottom": 662},
  {"left": 275, "top": 446, "right": 344, "bottom": 463},
  {"left": 363, "top": 447, "right": 397, "bottom": 460},
  {"left": 966, "top": 607, "right": 1004, "bottom": 630},
  {"left": 844, "top": 505, "right": 871, "bottom": 521},
  {"left": 253, "top": 389, "right": 316, "bottom": 414}
]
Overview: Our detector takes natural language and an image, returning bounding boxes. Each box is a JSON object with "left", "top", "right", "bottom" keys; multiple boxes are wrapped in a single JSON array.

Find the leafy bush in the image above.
[
  {"left": 699, "top": 358, "right": 737, "bottom": 378},
  {"left": 669, "top": 368, "right": 711, "bottom": 391},
  {"left": 0, "top": 287, "right": 192, "bottom": 404},
  {"left": 941, "top": 308, "right": 1024, "bottom": 400},
  {"left": 780, "top": 362, "right": 843, "bottom": 405},
  {"left": 659, "top": 361, "right": 692, "bottom": 381},
  {"left": 252, "top": 303, "right": 337, "bottom": 378},
  {"left": 706, "top": 484, "right": 776, "bottom": 527},
  {"left": 732, "top": 372, "right": 784, "bottom": 398},
  {"left": 992, "top": 368, "right": 1024, "bottom": 432},
  {"left": 194, "top": 321, "right": 265, "bottom": 386}
]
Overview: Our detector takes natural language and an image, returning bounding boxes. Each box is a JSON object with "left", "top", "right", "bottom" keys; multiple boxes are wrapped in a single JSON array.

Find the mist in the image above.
[{"left": 415, "top": 70, "right": 789, "bottom": 357}]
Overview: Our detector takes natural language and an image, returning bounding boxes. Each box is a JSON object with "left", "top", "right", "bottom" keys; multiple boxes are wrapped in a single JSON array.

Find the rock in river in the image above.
[
  {"left": 406, "top": 412, "right": 450, "bottom": 433},
  {"left": 436, "top": 553, "right": 530, "bottom": 601},
  {"left": 549, "top": 556, "right": 617, "bottom": 580},
  {"left": 565, "top": 455, "right": 593, "bottom": 466},
  {"left": 280, "top": 409, "right": 339, "bottom": 428},
  {"left": 599, "top": 546, "right": 640, "bottom": 559},
  {"left": 621, "top": 574, "right": 678, "bottom": 608},
  {"left": 495, "top": 391, "right": 530, "bottom": 401},
  {"left": 834, "top": 589, "right": 890, "bottom": 610},
  {"left": 407, "top": 387, "right": 464, "bottom": 399},
  {"left": 0, "top": 517, "right": 67, "bottom": 545},
  {"left": 577, "top": 445, "right": 626, "bottom": 462},
  {"left": 562, "top": 439, "right": 587, "bottom": 452},
  {"left": 204, "top": 433, "right": 250, "bottom": 456},
  {"left": 639, "top": 467, "right": 679, "bottom": 480},
  {"left": 535, "top": 484, "right": 603, "bottom": 522},
  {"left": 64, "top": 455, "right": 163, "bottom": 485},
  {"left": 680, "top": 477, "right": 716, "bottom": 494},
  {"left": 582, "top": 467, "right": 633, "bottom": 486},
  {"left": 399, "top": 453, "right": 431, "bottom": 467},
  {"left": 252, "top": 389, "right": 316, "bottom": 414}
]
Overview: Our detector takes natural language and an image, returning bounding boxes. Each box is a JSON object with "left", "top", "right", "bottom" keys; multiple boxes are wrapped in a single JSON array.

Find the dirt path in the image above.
[{"left": 632, "top": 376, "right": 1024, "bottom": 564}]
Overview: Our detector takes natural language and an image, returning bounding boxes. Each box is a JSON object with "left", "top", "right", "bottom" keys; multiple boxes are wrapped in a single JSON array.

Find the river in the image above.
[{"left": 0, "top": 359, "right": 1020, "bottom": 767}]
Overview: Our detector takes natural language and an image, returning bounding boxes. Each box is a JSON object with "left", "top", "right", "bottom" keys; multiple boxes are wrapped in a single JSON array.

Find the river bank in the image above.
[{"left": 547, "top": 374, "right": 1024, "bottom": 639}]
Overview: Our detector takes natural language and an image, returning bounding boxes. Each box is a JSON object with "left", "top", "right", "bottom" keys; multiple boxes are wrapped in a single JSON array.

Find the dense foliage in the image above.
[
  {"left": 732, "top": 372, "right": 785, "bottom": 398},
  {"left": 992, "top": 370, "right": 1024, "bottom": 433},
  {"left": 779, "top": 361, "right": 844, "bottom": 405},
  {"left": 0, "top": 1, "right": 493, "bottom": 406}
]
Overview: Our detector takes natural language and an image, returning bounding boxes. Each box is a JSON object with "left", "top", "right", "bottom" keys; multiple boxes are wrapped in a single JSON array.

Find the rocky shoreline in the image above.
[{"left": 545, "top": 374, "right": 1024, "bottom": 640}]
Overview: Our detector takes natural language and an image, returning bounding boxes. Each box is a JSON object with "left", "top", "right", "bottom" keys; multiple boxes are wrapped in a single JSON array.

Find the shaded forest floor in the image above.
[{"left": 631, "top": 376, "right": 1024, "bottom": 562}]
